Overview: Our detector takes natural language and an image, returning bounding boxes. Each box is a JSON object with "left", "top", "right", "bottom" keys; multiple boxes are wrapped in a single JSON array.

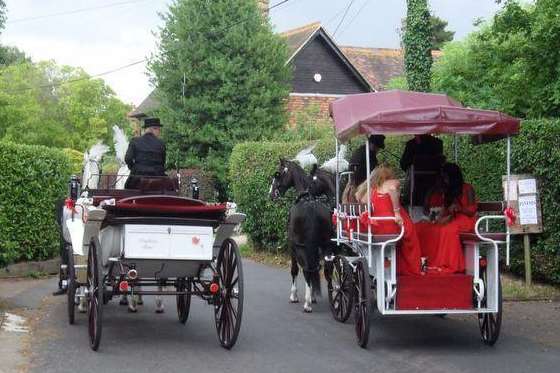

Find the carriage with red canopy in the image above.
[
  {"left": 327, "top": 90, "right": 520, "bottom": 348},
  {"left": 62, "top": 175, "right": 245, "bottom": 351}
]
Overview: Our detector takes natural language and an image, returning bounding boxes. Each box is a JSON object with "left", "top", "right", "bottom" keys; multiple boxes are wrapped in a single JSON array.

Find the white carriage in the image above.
[
  {"left": 326, "top": 90, "right": 520, "bottom": 347},
  {"left": 62, "top": 176, "right": 245, "bottom": 351}
]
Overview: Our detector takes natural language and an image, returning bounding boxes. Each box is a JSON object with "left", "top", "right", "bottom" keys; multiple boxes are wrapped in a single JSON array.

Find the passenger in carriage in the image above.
[
  {"left": 356, "top": 165, "right": 423, "bottom": 276},
  {"left": 415, "top": 163, "right": 478, "bottom": 274}
]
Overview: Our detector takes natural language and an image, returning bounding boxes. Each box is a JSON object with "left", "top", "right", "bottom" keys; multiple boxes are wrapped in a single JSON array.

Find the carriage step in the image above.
[{"left": 396, "top": 274, "right": 474, "bottom": 310}]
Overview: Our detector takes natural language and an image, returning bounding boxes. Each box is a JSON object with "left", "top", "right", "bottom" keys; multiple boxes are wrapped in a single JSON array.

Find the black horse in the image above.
[{"left": 270, "top": 159, "right": 335, "bottom": 313}]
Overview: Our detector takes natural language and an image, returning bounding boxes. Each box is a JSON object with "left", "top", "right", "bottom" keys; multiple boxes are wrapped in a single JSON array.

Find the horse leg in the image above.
[
  {"left": 302, "top": 272, "right": 313, "bottom": 313},
  {"left": 155, "top": 285, "right": 165, "bottom": 313},
  {"left": 289, "top": 254, "right": 299, "bottom": 303}
]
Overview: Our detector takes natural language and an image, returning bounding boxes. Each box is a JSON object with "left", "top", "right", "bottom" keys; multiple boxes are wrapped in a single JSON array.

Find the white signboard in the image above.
[
  {"left": 518, "top": 178, "right": 537, "bottom": 195},
  {"left": 518, "top": 195, "right": 538, "bottom": 226}
]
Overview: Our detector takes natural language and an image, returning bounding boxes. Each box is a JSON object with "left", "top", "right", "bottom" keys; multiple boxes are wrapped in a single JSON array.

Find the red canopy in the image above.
[{"left": 329, "top": 90, "right": 521, "bottom": 142}]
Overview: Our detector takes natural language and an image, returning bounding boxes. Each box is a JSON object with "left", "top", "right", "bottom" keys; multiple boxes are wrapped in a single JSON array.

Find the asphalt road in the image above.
[{"left": 23, "top": 259, "right": 560, "bottom": 373}]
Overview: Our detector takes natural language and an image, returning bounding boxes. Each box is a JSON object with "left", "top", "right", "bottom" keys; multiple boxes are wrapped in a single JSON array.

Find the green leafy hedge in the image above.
[
  {"left": 229, "top": 139, "right": 336, "bottom": 251},
  {"left": 449, "top": 119, "right": 560, "bottom": 284},
  {"left": 0, "top": 142, "right": 70, "bottom": 266}
]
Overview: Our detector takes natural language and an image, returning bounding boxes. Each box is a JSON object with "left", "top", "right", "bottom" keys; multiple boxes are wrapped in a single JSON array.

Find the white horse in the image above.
[
  {"left": 82, "top": 142, "right": 110, "bottom": 190},
  {"left": 112, "top": 125, "right": 130, "bottom": 190}
]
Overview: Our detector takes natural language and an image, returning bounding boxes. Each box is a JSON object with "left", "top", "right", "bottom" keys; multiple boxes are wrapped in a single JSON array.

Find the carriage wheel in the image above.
[
  {"left": 87, "top": 241, "right": 103, "bottom": 351},
  {"left": 354, "top": 258, "right": 371, "bottom": 348},
  {"left": 176, "top": 279, "right": 192, "bottom": 324},
  {"left": 478, "top": 269, "right": 502, "bottom": 346},
  {"left": 67, "top": 252, "right": 76, "bottom": 325},
  {"left": 327, "top": 256, "right": 354, "bottom": 323},
  {"left": 214, "top": 238, "right": 244, "bottom": 349}
]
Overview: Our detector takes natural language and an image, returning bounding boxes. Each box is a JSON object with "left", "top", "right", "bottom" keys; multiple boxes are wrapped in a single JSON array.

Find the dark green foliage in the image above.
[
  {"left": 0, "top": 0, "right": 5, "bottom": 32},
  {"left": 0, "top": 46, "right": 28, "bottom": 67},
  {"left": 433, "top": 0, "right": 560, "bottom": 118},
  {"left": 404, "top": 0, "right": 433, "bottom": 92},
  {"left": 0, "top": 142, "right": 70, "bottom": 266},
  {"left": 445, "top": 120, "right": 560, "bottom": 284},
  {"left": 229, "top": 139, "right": 335, "bottom": 251},
  {"left": 430, "top": 15, "right": 455, "bottom": 50},
  {"left": 149, "top": 0, "right": 292, "bottom": 197}
]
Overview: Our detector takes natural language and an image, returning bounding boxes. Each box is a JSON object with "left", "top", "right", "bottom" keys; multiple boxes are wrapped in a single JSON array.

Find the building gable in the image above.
[{"left": 290, "top": 31, "right": 371, "bottom": 95}]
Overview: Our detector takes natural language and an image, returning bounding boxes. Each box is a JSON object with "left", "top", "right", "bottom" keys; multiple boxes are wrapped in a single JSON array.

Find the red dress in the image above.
[
  {"left": 415, "top": 183, "right": 478, "bottom": 273},
  {"left": 360, "top": 188, "right": 422, "bottom": 276}
]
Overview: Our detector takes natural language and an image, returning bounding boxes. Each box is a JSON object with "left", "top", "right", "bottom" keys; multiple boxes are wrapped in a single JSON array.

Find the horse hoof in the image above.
[
  {"left": 289, "top": 298, "right": 299, "bottom": 303},
  {"left": 119, "top": 298, "right": 128, "bottom": 306},
  {"left": 155, "top": 308, "right": 165, "bottom": 314},
  {"left": 128, "top": 307, "right": 137, "bottom": 313},
  {"left": 303, "top": 308, "right": 312, "bottom": 313},
  {"left": 311, "top": 299, "right": 317, "bottom": 304}
]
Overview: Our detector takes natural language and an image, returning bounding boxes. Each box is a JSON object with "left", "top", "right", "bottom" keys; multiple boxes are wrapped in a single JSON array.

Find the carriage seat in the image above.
[
  {"left": 460, "top": 201, "right": 507, "bottom": 244},
  {"left": 102, "top": 195, "right": 227, "bottom": 220}
]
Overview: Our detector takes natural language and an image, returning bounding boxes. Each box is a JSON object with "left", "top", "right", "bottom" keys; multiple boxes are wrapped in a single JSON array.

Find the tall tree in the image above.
[
  {"left": 432, "top": 0, "right": 560, "bottom": 118},
  {"left": 149, "top": 0, "right": 291, "bottom": 197},
  {"left": 0, "top": 61, "right": 131, "bottom": 150},
  {"left": 404, "top": 0, "right": 433, "bottom": 92},
  {"left": 430, "top": 15, "right": 455, "bottom": 50}
]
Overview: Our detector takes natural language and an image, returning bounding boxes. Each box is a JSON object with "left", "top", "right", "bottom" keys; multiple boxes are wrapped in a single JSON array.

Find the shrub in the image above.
[
  {"left": 447, "top": 119, "right": 560, "bottom": 284},
  {"left": 0, "top": 142, "right": 70, "bottom": 266},
  {"left": 229, "top": 138, "right": 336, "bottom": 251},
  {"left": 63, "top": 148, "right": 83, "bottom": 175}
]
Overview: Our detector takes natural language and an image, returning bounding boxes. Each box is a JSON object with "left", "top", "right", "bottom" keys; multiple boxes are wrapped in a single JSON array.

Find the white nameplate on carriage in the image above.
[{"left": 123, "top": 225, "right": 213, "bottom": 260}]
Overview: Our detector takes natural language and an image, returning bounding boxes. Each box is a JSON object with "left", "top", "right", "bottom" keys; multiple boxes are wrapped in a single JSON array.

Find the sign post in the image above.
[{"left": 502, "top": 175, "right": 543, "bottom": 286}]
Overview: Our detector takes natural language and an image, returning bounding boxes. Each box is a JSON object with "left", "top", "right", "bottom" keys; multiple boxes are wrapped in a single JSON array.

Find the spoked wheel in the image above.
[
  {"left": 478, "top": 266, "right": 502, "bottom": 346},
  {"left": 327, "top": 256, "right": 354, "bottom": 323},
  {"left": 87, "top": 240, "right": 103, "bottom": 351},
  {"left": 176, "top": 279, "right": 192, "bottom": 324},
  {"left": 67, "top": 252, "right": 76, "bottom": 325},
  {"left": 354, "top": 258, "right": 371, "bottom": 348},
  {"left": 214, "top": 238, "right": 244, "bottom": 349}
]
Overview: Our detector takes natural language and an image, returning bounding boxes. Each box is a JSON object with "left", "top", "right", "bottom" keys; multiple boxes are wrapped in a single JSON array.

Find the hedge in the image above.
[
  {"left": 0, "top": 142, "right": 70, "bottom": 266},
  {"left": 229, "top": 138, "right": 337, "bottom": 251},
  {"left": 450, "top": 119, "right": 560, "bottom": 284}
]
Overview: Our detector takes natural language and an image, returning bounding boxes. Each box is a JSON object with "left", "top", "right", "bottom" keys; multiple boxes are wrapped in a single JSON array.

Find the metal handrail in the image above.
[{"left": 474, "top": 215, "right": 507, "bottom": 244}]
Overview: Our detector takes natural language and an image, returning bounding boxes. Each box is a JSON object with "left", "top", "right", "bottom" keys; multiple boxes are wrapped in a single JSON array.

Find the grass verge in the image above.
[
  {"left": 239, "top": 243, "right": 290, "bottom": 268},
  {"left": 502, "top": 273, "right": 560, "bottom": 301}
]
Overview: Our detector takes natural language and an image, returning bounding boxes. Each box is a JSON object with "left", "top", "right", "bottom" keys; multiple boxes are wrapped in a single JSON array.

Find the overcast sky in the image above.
[{"left": 1, "top": 0, "right": 502, "bottom": 106}]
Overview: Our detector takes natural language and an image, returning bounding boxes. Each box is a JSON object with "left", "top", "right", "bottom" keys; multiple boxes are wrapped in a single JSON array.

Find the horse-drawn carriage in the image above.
[
  {"left": 60, "top": 174, "right": 245, "bottom": 351},
  {"left": 326, "top": 90, "right": 520, "bottom": 348}
]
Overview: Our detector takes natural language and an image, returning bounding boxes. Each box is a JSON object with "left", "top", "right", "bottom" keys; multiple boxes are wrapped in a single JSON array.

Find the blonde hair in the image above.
[{"left": 354, "top": 165, "right": 396, "bottom": 203}]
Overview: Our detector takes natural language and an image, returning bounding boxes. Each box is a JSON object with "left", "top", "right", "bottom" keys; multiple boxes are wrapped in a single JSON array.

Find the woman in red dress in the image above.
[
  {"left": 356, "top": 166, "right": 422, "bottom": 276},
  {"left": 415, "top": 163, "right": 478, "bottom": 273}
]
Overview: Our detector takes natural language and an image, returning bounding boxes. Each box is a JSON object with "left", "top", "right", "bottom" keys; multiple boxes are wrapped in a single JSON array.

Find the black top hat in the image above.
[{"left": 143, "top": 117, "right": 162, "bottom": 128}]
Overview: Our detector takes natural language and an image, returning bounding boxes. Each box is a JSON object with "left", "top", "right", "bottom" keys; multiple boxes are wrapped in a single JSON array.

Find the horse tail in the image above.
[{"left": 309, "top": 270, "right": 322, "bottom": 298}]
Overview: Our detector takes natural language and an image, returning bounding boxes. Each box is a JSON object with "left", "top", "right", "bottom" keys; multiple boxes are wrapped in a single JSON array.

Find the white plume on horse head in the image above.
[
  {"left": 82, "top": 141, "right": 110, "bottom": 189},
  {"left": 112, "top": 125, "right": 130, "bottom": 189},
  {"left": 320, "top": 144, "right": 349, "bottom": 173},
  {"left": 113, "top": 125, "right": 129, "bottom": 164},
  {"left": 293, "top": 142, "right": 318, "bottom": 169}
]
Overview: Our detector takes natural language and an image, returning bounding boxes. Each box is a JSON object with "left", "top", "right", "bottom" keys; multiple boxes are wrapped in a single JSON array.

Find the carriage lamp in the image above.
[
  {"left": 191, "top": 176, "right": 200, "bottom": 200},
  {"left": 209, "top": 282, "right": 220, "bottom": 294},
  {"left": 119, "top": 280, "right": 129, "bottom": 293},
  {"left": 127, "top": 269, "right": 138, "bottom": 280},
  {"left": 68, "top": 175, "right": 81, "bottom": 200}
]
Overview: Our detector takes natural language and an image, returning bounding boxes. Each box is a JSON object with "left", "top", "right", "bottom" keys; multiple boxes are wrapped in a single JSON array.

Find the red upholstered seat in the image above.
[
  {"left": 103, "top": 195, "right": 227, "bottom": 220},
  {"left": 459, "top": 232, "right": 507, "bottom": 243},
  {"left": 396, "top": 274, "right": 474, "bottom": 310}
]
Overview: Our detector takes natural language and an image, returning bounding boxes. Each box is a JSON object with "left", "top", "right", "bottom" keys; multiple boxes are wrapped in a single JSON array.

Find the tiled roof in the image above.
[
  {"left": 280, "top": 22, "right": 321, "bottom": 60},
  {"left": 129, "top": 90, "right": 159, "bottom": 118},
  {"left": 341, "top": 46, "right": 442, "bottom": 90}
]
